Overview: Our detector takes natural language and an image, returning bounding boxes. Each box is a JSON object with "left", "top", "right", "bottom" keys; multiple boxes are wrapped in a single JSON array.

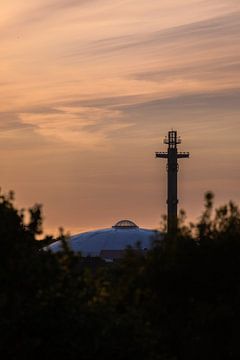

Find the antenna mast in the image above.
[{"left": 156, "top": 130, "right": 189, "bottom": 236}]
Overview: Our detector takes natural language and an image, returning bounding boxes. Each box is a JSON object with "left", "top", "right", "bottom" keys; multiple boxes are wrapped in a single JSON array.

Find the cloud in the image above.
[
  {"left": 59, "top": 88, "right": 240, "bottom": 143},
  {"left": 131, "top": 58, "right": 240, "bottom": 82},
  {"left": 0, "top": 112, "right": 36, "bottom": 132},
  {"left": 64, "top": 11, "right": 240, "bottom": 60},
  {"left": 0, "top": 112, "right": 57, "bottom": 153},
  {"left": 23, "top": 0, "right": 98, "bottom": 23},
  {"left": 20, "top": 105, "right": 133, "bottom": 149},
  {"left": 57, "top": 10, "right": 240, "bottom": 104},
  {"left": 4, "top": 9, "right": 239, "bottom": 151},
  {"left": 118, "top": 88, "right": 240, "bottom": 113},
  {"left": 53, "top": 84, "right": 240, "bottom": 123},
  {"left": 0, "top": 0, "right": 104, "bottom": 44}
]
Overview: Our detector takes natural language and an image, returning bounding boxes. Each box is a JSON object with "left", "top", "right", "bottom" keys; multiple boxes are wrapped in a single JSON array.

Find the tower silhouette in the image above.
[{"left": 156, "top": 130, "right": 189, "bottom": 236}]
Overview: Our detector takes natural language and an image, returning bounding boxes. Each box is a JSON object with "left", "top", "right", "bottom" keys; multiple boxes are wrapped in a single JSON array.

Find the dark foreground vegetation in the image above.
[{"left": 0, "top": 190, "right": 240, "bottom": 360}]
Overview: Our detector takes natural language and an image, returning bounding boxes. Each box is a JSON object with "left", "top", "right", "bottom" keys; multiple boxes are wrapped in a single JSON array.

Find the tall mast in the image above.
[{"left": 156, "top": 130, "right": 189, "bottom": 236}]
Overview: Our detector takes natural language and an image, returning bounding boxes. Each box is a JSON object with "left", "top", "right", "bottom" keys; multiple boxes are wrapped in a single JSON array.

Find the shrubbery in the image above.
[{"left": 0, "top": 190, "right": 240, "bottom": 359}]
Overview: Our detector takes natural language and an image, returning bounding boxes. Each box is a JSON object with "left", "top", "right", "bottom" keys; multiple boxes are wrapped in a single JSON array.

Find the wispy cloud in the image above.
[
  {"left": 20, "top": 105, "right": 133, "bottom": 149},
  {"left": 69, "top": 11, "right": 240, "bottom": 56},
  {"left": 0, "top": 112, "right": 35, "bottom": 132}
]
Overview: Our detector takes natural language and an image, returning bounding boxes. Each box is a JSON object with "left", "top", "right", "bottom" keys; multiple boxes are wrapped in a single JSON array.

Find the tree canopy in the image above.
[{"left": 0, "top": 190, "right": 240, "bottom": 360}]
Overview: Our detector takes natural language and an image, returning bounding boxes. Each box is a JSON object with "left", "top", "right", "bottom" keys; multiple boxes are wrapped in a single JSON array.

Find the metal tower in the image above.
[{"left": 155, "top": 130, "right": 189, "bottom": 236}]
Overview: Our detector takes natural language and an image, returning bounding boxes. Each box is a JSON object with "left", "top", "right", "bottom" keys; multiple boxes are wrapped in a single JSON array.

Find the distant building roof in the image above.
[{"left": 46, "top": 220, "right": 163, "bottom": 260}]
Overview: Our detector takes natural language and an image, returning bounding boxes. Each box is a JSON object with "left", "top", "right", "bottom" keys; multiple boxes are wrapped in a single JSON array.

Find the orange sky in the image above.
[{"left": 1, "top": 0, "right": 240, "bottom": 235}]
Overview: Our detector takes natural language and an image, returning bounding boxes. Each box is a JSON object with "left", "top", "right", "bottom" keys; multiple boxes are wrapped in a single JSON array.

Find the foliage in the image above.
[{"left": 0, "top": 190, "right": 240, "bottom": 359}]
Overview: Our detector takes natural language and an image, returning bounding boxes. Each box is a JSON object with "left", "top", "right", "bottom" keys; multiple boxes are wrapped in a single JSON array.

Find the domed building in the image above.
[{"left": 46, "top": 220, "right": 162, "bottom": 261}]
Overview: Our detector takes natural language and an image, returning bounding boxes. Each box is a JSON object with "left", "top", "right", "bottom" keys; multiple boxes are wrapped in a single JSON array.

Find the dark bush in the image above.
[{"left": 0, "top": 190, "right": 239, "bottom": 360}]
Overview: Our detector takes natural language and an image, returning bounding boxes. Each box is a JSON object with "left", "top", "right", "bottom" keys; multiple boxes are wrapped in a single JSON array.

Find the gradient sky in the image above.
[{"left": 1, "top": 0, "right": 240, "bottom": 235}]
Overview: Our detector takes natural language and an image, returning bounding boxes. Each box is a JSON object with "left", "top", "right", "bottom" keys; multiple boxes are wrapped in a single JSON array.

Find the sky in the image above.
[{"left": 0, "top": 0, "right": 240, "bottom": 235}]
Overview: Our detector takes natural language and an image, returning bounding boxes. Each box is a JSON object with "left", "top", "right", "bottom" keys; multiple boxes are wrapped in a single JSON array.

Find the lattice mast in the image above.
[{"left": 156, "top": 131, "right": 189, "bottom": 236}]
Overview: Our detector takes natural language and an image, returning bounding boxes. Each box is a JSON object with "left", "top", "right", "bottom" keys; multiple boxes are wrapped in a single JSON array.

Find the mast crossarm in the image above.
[
  {"left": 155, "top": 152, "right": 168, "bottom": 158},
  {"left": 177, "top": 152, "right": 190, "bottom": 159}
]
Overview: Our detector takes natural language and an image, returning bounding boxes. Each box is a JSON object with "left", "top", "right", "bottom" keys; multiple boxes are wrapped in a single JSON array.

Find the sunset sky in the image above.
[{"left": 1, "top": 0, "right": 240, "bottom": 235}]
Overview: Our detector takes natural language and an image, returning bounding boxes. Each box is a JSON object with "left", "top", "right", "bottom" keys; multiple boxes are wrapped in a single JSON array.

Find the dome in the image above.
[
  {"left": 113, "top": 219, "right": 138, "bottom": 229},
  {"left": 45, "top": 220, "right": 163, "bottom": 261}
]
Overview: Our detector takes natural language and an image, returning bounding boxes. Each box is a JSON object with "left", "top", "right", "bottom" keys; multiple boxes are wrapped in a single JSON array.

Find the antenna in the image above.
[{"left": 155, "top": 130, "right": 189, "bottom": 237}]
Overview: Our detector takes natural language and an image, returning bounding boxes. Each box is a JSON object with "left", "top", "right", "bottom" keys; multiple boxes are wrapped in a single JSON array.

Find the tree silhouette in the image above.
[{"left": 0, "top": 190, "right": 239, "bottom": 359}]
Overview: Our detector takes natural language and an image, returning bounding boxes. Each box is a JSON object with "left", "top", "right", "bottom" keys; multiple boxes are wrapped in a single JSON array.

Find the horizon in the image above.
[{"left": 1, "top": 0, "right": 240, "bottom": 235}]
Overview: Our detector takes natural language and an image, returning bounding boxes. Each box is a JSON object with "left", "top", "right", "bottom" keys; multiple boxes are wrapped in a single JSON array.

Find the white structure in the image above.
[{"left": 46, "top": 220, "right": 162, "bottom": 261}]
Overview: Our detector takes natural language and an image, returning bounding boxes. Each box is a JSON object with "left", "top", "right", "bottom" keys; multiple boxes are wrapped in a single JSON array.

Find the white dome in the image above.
[{"left": 46, "top": 220, "right": 162, "bottom": 260}]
